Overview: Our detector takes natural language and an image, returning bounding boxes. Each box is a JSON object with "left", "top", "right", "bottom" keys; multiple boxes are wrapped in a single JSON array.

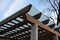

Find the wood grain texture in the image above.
[{"left": 25, "top": 14, "right": 60, "bottom": 36}]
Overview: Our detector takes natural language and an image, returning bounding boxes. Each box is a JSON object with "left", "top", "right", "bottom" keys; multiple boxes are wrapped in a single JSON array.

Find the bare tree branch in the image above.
[
  {"left": 48, "top": 0, "right": 58, "bottom": 14},
  {"left": 54, "top": 0, "right": 59, "bottom": 9},
  {"left": 39, "top": 0, "right": 59, "bottom": 24},
  {"left": 44, "top": 15, "right": 55, "bottom": 24}
]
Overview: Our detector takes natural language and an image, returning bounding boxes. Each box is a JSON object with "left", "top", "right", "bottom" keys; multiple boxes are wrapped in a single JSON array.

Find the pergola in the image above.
[{"left": 0, "top": 4, "right": 60, "bottom": 40}]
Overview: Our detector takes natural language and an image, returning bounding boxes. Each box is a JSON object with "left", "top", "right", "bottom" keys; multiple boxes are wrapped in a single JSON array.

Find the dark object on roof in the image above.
[
  {"left": 49, "top": 24, "right": 55, "bottom": 28},
  {"left": 42, "top": 19, "right": 49, "bottom": 25}
]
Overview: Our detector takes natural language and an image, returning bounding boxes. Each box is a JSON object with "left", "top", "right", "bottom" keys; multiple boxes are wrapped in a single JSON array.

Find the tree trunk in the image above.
[{"left": 57, "top": 1, "right": 60, "bottom": 25}]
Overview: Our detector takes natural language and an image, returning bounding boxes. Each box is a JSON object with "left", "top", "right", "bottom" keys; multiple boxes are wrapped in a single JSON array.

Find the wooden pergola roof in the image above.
[{"left": 0, "top": 4, "right": 60, "bottom": 40}]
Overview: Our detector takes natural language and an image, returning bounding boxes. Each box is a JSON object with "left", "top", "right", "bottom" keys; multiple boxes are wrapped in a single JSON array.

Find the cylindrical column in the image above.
[{"left": 31, "top": 24, "right": 38, "bottom": 40}]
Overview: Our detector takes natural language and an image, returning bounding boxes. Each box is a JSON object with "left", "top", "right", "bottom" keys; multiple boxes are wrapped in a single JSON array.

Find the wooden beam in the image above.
[
  {"left": 42, "top": 19, "right": 49, "bottom": 25},
  {"left": 25, "top": 14, "right": 60, "bottom": 36},
  {"left": 31, "top": 24, "right": 38, "bottom": 40}
]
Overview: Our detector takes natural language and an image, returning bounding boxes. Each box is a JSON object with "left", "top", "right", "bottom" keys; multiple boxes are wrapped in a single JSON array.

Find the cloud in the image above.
[{"left": 3, "top": 0, "right": 25, "bottom": 19}]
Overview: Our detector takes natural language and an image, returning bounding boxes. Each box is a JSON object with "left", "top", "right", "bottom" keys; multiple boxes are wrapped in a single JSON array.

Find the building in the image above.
[{"left": 0, "top": 4, "right": 60, "bottom": 40}]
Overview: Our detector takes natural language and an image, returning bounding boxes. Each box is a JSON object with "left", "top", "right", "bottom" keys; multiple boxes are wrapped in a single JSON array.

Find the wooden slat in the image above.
[
  {"left": 42, "top": 19, "right": 49, "bottom": 25},
  {"left": 5, "top": 27, "right": 45, "bottom": 37},
  {"left": 13, "top": 31, "right": 53, "bottom": 40},
  {"left": 33, "top": 13, "right": 42, "bottom": 19},
  {"left": 13, "top": 32, "right": 31, "bottom": 38},
  {"left": 5, "top": 27, "right": 31, "bottom": 37},
  {"left": 0, "top": 21, "right": 29, "bottom": 34},
  {"left": 0, "top": 13, "right": 42, "bottom": 34},
  {"left": 25, "top": 14, "right": 60, "bottom": 36},
  {"left": 49, "top": 24, "right": 55, "bottom": 28},
  {"left": 0, "top": 37, "right": 16, "bottom": 40},
  {"left": 54, "top": 28, "right": 59, "bottom": 31}
]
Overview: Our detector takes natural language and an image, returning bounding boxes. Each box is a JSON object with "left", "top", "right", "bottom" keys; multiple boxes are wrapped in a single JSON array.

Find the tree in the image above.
[
  {"left": 48, "top": 0, "right": 60, "bottom": 25},
  {"left": 58, "top": 1, "right": 60, "bottom": 25},
  {"left": 40, "top": 0, "right": 60, "bottom": 25}
]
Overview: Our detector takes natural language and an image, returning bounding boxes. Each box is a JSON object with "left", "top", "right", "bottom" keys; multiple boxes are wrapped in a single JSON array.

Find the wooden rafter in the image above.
[{"left": 25, "top": 14, "right": 60, "bottom": 36}]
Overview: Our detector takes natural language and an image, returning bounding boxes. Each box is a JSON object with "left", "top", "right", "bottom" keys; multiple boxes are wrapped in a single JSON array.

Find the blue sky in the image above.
[
  {"left": 0, "top": 0, "right": 57, "bottom": 23},
  {"left": 0, "top": 0, "right": 15, "bottom": 21}
]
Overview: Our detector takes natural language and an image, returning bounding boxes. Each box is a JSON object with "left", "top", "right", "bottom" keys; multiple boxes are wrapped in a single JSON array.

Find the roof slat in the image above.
[
  {"left": 42, "top": 19, "right": 49, "bottom": 25},
  {"left": 0, "top": 13, "right": 42, "bottom": 34}
]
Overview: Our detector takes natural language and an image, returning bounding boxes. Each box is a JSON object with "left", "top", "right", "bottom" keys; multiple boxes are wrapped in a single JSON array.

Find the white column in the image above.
[
  {"left": 31, "top": 24, "right": 38, "bottom": 40},
  {"left": 53, "top": 35, "right": 59, "bottom": 40}
]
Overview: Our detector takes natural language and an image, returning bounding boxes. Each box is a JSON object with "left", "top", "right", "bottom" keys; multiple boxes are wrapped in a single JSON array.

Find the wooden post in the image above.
[
  {"left": 53, "top": 35, "right": 59, "bottom": 40},
  {"left": 31, "top": 24, "right": 38, "bottom": 40}
]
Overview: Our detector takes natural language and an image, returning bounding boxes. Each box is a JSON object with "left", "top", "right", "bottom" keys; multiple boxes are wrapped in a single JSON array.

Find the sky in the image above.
[{"left": 0, "top": 0, "right": 57, "bottom": 23}]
